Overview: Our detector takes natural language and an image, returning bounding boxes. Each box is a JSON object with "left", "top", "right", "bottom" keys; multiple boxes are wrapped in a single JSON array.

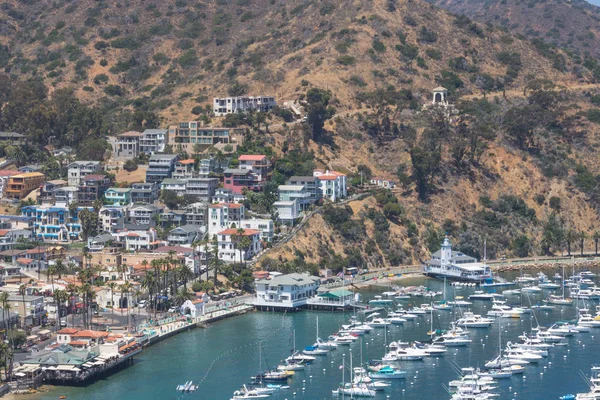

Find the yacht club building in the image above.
[{"left": 253, "top": 273, "right": 320, "bottom": 311}]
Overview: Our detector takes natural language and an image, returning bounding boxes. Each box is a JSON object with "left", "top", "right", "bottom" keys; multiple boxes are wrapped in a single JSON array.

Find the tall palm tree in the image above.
[
  {"left": 177, "top": 264, "right": 194, "bottom": 291},
  {"left": 174, "top": 288, "right": 194, "bottom": 307},
  {"left": 238, "top": 235, "right": 252, "bottom": 268},
  {"left": 594, "top": 231, "right": 600, "bottom": 256},
  {"left": 46, "top": 264, "right": 57, "bottom": 292},
  {"left": 54, "top": 259, "right": 68, "bottom": 279},
  {"left": 107, "top": 282, "right": 118, "bottom": 324},
  {"left": 141, "top": 270, "right": 158, "bottom": 320},
  {"left": 19, "top": 285, "right": 26, "bottom": 328},
  {"left": 580, "top": 231, "right": 588, "bottom": 256},
  {"left": 0, "top": 291, "right": 9, "bottom": 339},
  {"left": 52, "top": 289, "right": 68, "bottom": 333},
  {"left": 192, "top": 236, "right": 208, "bottom": 278},
  {"left": 65, "top": 283, "right": 78, "bottom": 327},
  {"left": 134, "top": 289, "right": 142, "bottom": 317},
  {"left": 120, "top": 281, "right": 133, "bottom": 331}
]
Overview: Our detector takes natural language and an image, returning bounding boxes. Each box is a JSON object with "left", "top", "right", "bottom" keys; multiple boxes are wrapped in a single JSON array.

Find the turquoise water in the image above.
[{"left": 35, "top": 275, "right": 600, "bottom": 400}]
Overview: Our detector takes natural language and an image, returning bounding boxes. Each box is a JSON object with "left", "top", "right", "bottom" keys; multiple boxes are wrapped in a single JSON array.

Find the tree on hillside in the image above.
[
  {"left": 79, "top": 209, "right": 98, "bottom": 240},
  {"left": 541, "top": 212, "right": 564, "bottom": 255},
  {"left": 302, "top": 88, "right": 336, "bottom": 143}
]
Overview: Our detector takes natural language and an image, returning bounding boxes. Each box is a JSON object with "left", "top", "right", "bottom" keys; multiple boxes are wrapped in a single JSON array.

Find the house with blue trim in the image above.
[{"left": 21, "top": 205, "right": 90, "bottom": 242}]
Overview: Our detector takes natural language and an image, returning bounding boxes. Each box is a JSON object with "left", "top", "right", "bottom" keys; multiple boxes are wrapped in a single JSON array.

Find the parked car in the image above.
[
  {"left": 60, "top": 319, "right": 67, "bottom": 327},
  {"left": 138, "top": 300, "right": 147, "bottom": 308},
  {"left": 168, "top": 306, "right": 177, "bottom": 313}
]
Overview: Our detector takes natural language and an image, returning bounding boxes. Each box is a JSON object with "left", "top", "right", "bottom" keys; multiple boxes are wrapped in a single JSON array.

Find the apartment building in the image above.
[
  {"left": 278, "top": 185, "right": 312, "bottom": 210},
  {"left": 213, "top": 96, "right": 276, "bottom": 116},
  {"left": 139, "top": 129, "right": 167, "bottom": 154},
  {"left": 287, "top": 176, "right": 322, "bottom": 204},
  {"left": 160, "top": 179, "right": 186, "bottom": 197},
  {"left": 38, "top": 180, "right": 67, "bottom": 205},
  {"left": 53, "top": 186, "right": 78, "bottom": 207},
  {"left": 131, "top": 182, "right": 159, "bottom": 204},
  {"left": 198, "top": 158, "right": 215, "bottom": 177},
  {"left": 208, "top": 203, "right": 245, "bottom": 238},
  {"left": 21, "top": 205, "right": 87, "bottom": 241},
  {"left": 113, "top": 228, "right": 160, "bottom": 252},
  {"left": 185, "top": 177, "right": 218, "bottom": 202},
  {"left": 146, "top": 154, "right": 179, "bottom": 184},
  {"left": 168, "top": 123, "right": 244, "bottom": 154},
  {"left": 78, "top": 174, "right": 112, "bottom": 206},
  {"left": 115, "top": 131, "right": 142, "bottom": 159},
  {"left": 6, "top": 172, "right": 46, "bottom": 200},
  {"left": 127, "top": 204, "right": 162, "bottom": 226},
  {"left": 173, "top": 159, "right": 196, "bottom": 180},
  {"left": 98, "top": 206, "right": 125, "bottom": 233},
  {"left": 185, "top": 202, "right": 208, "bottom": 226},
  {"left": 67, "top": 161, "right": 102, "bottom": 186},
  {"left": 217, "top": 228, "right": 262, "bottom": 263},
  {"left": 238, "top": 154, "right": 270, "bottom": 183},
  {"left": 0, "top": 170, "right": 19, "bottom": 199},
  {"left": 223, "top": 168, "right": 255, "bottom": 194}
]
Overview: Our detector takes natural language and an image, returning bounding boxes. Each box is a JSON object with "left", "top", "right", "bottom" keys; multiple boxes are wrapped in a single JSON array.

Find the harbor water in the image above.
[{"left": 32, "top": 274, "right": 600, "bottom": 400}]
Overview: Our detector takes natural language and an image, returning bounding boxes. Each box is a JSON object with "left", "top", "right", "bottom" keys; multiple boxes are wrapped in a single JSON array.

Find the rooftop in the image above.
[
  {"left": 177, "top": 159, "right": 195, "bottom": 165},
  {"left": 256, "top": 273, "right": 320, "bottom": 286},
  {"left": 238, "top": 155, "right": 267, "bottom": 161},
  {"left": 279, "top": 185, "right": 305, "bottom": 191},
  {"left": 0, "top": 132, "right": 25, "bottom": 138},
  {"left": 218, "top": 228, "right": 260, "bottom": 236},
  {"left": 118, "top": 131, "right": 142, "bottom": 137}
]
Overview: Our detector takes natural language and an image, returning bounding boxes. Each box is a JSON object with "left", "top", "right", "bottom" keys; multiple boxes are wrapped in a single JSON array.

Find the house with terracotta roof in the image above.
[
  {"left": 238, "top": 154, "right": 271, "bottom": 182},
  {"left": 217, "top": 228, "right": 262, "bottom": 263},
  {"left": 313, "top": 169, "right": 347, "bottom": 202},
  {"left": 173, "top": 159, "right": 196, "bottom": 180},
  {"left": 208, "top": 203, "right": 245, "bottom": 238}
]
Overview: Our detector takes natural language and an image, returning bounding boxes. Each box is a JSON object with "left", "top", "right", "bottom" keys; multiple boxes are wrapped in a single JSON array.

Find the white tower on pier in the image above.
[{"left": 440, "top": 236, "right": 452, "bottom": 266}]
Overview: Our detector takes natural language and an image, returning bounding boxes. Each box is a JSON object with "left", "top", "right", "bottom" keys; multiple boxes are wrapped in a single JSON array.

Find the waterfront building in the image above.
[
  {"left": 240, "top": 218, "right": 274, "bottom": 242},
  {"left": 104, "top": 188, "right": 132, "bottom": 206},
  {"left": 208, "top": 203, "right": 245, "bottom": 238},
  {"left": 217, "top": 228, "right": 262, "bottom": 263},
  {"left": 146, "top": 154, "right": 179, "bottom": 184},
  {"left": 180, "top": 299, "right": 205, "bottom": 318},
  {"left": 213, "top": 96, "right": 276, "bottom": 116},
  {"left": 253, "top": 273, "right": 321, "bottom": 310},
  {"left": 313, "top": 169, "right": 347, "bottom": 202},
  {"left": 6, "top": 172, "right": 46, "bottom": 200},
  {"left": 130, "top": 182, "right": 159, "bottom": 204},
  {"left": 422, "top": 236, "right": 492, "bottom": 282},
  {"left": 67, "top": 161, "right": 102, "bottom": 186}
]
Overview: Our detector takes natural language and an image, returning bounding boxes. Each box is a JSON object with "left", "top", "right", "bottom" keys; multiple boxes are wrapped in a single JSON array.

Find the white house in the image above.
[
  {"left": 180, "top": 298, "right": 207, "bottom": 318},
  {"left": 113, "top": 228, "right": 159, "bottom": 252},
  {"left": 253, "top": 273, "right": 321, "bottom": 310},
  {"left": 273, "top": 200, "right": 300, "bottom": 222},
  {"left": 161, "top": 179, "right": 187, "bottom": 197},
  {"left": 99, "top": 206, "right": 125, "bottom": 233},
  {"left": 240, "top": 218, "right": 274, "bottom": 242},
  {"left": 67, "top": 161, "right": 102, "bottom": 186},
  {"left": 213, "top": 96, "right": 276, "bottom": 116},
  {"left": 217, "top": 228, "right": 262, "bottom": 263},
  {"left": 370, "top": 178, "right": 395, "bottom": 189},
  {"left": 313, "top": 169, "right": 347, "bottom": 202},
  {"left": 208, "top": 203, "right": 245, "bottom": 238},
  {"left": 168, "top": 225, "right": 204, "bottom": 247}
]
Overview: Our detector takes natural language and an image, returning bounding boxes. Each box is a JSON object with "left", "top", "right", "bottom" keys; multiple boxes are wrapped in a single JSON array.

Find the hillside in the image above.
[
  {"left": 426, "top": 0, "right": 600, "bottom": 59},
  {"left": 2, "top": 0, "right": 600, "bottom": 273},
  {"left": 0, "top": 0, "right": 595, "bottom": 122}
]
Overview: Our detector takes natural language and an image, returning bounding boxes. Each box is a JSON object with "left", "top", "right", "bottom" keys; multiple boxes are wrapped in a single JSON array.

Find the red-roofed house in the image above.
[
  {"left": 313, "top": 169, "right": 347, "bottom": 202},
  {"left": 238, "top": 154, "right": 270, "bottom": 182},
  {"left": 217, "top": 228, "right": 262, "bottom": 263},
  {"left": 173, "top": 159, "right": 196, "bottom": 180}
]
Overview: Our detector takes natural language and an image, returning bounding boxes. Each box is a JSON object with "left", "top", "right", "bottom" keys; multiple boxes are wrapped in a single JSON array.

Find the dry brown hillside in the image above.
[{"left": 0, "top": 0, "right": 594, "bottom": 122}]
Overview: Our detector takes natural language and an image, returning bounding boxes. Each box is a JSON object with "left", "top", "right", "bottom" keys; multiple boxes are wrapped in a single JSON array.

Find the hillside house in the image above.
[
  {"left": 67, "top": 161, "right": 102, "bottom": 186},
  {"left": 217, "top": 228, "right": 262, "bottom": 263}
]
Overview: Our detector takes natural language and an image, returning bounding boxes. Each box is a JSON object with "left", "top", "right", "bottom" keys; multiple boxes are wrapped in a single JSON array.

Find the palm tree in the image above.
[
  {"left": 19, "top": 285, "right": 26, "bottom": 328},
  {"left": 580, "top": 231, "right": 588, "bottom": 256},
  {"left": 235, "top": 228, "right": 245, "bottom": 265},
  {"left": 0, "top": 291, "right": 9, "bottom": 339},
  {"left": 66, "top": 283, "right": 78, "bottom": 327},
  {"left": 141, "top": 270, "right": 158, "bottom": 320},
  {"left": 107, "top": 282, "right": 118, "bottom": 324},
  {"left": 177, "top": 264, "right": 194, "bottom": 291},
  {"left": 565, "top": 228, "right": 576, "bottom": 256},
  {"left": 174, "top": 288, "right": 194, "bottom": 307},
  {"left": 52, "top": 290, "right": 68, "bottom": 333},
  {"left": 238, "top": 236, "right": 253, "bottom": 268},
  {"left": 120, "top": 281, "right": 133, "bottom": 331},
  {"left": 134, "top": 289, "right": 142, "bottom": 317},
  {"left": 594, "top": 231, "right": 600, "bottom": 256},
  {"left": 54, "top": 259, "right": 68, "bottom": 279},
  {"left": 46, "top": 264, "right": 57, "bottom": 292},
  {"left": 192, "top": 236, "right": 209, "bottom": 278}
]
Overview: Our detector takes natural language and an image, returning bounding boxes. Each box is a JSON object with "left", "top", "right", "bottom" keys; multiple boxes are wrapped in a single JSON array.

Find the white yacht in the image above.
[{"left": 455, "top": 312, "right": 494, "bottom": 328}]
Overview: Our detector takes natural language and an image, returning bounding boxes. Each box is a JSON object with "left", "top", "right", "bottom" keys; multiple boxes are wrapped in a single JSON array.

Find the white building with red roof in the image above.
[
  {"left": 313, "top": 169, "right": 347, "bottom": 202},
  {"left": 113, "top": 228, "right": 159, "bottom": 252},
  {"left": 217, "top": 228, "right": 262, "bottom": 263}
]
